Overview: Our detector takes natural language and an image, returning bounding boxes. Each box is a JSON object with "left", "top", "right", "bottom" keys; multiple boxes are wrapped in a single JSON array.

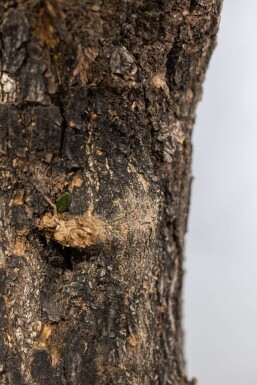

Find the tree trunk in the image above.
[{"left": 0, "top": 1, "right": 222, "bottom": 384}]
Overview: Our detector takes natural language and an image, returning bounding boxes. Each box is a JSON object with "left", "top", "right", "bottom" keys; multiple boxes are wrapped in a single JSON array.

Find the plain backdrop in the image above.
[{"left": 184, "top": 1, "right": 257, "bottom": 384}]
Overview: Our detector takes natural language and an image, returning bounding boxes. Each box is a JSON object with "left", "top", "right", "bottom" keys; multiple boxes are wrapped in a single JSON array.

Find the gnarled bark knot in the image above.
[{"left": 39, "top": 199, "right": 159, "bottom": 250}]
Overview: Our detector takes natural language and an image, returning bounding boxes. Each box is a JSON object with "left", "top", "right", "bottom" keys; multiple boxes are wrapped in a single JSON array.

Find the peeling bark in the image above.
[{"left": 0, "top": 1, "right": 222, "bottom": 384}]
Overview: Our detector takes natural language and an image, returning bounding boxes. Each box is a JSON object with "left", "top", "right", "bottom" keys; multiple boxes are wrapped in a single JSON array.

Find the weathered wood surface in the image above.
[{"left": 0, "top": 1, "right": 222, "bottom": 384}]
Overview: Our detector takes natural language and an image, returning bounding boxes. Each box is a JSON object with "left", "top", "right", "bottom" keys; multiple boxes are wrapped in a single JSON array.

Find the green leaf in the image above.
[{"left": 56, "top": 192, "right": 71, "bottom": 213}]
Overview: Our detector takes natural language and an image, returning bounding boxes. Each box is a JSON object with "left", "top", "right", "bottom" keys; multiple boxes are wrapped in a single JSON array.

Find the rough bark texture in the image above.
[{"left": 0, "top": 1, "right": 222, "bottom": 384}]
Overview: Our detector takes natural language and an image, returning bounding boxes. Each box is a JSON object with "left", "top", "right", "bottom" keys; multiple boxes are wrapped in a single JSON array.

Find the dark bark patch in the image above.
[
  {"left": 65, "top": 88, "right": 88, "bottom": 130},
  {"left": 7, "top": 353, "right": 26, "bottom": 385},
  {"left": 166, "top": 42, "right": 192, "bottom": 91},
  {"left": 0, "top": 106, "right": 9, "bottom": 156},
  {"left": 68, "top": 181, "right": 88, "bottom": 216},
  {"left": 11, "top": 205, "right": 30, "bottom": 231},
  {"left": 30, "top": 106, "right": 63, "bottom": 161},
  {"left": 31, "top": 349, "right": 62, "bottom": 385},
  {"left": 0, "top": 106, "right": 25, "bottom": 158},
  {"left": 63, "top": 332, "right": 97, "bottom": 385},
  {"left": 2, "top": 9, "right": 29, "bottom": 73},
  {"left": 62, "top": 128, "right": 86, "bottom": 169},
  {"left": 0, "top": 270, "right": 6, "bottom": 374}
]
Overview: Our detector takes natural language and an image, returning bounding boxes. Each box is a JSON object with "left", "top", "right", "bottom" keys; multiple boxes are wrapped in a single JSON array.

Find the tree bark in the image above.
[{"left": 0, "top": 1, "right": 222, "bottom": 384}]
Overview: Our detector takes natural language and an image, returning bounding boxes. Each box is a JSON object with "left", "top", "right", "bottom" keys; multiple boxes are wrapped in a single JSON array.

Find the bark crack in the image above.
[
  {"left": 189, "top": 0, "right": 198, "bottom": 13},
  {"left": 57, "top": 97, "right": 67, "bottom": 156}
]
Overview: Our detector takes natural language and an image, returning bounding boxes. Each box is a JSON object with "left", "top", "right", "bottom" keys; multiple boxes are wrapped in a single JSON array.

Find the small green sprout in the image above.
[{"left": 56, "top": 192, "right": 71, "bottom": 213}]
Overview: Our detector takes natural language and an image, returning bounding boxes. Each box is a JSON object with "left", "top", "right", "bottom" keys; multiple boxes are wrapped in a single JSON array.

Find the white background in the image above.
[{"left": 185, "top": 1, "right": 257, "bottom": 384}]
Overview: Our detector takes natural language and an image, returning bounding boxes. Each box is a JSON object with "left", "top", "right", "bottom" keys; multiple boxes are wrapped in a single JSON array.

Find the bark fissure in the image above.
[
  {"left": 189, "top": 1, "right": 198, "bottom": 14},
  {"left": 57, "top": 99, "right": 68, "bottom": 156}
]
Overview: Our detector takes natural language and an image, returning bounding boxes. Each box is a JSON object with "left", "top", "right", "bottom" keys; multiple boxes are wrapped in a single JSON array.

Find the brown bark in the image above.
[{"left": 0, "top": 1, "right": 222, "bottom": 384}]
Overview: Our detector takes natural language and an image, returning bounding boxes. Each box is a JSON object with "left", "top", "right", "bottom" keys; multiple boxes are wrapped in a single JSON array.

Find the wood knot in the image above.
[{"left": 39, "top": 212, "right": 107, "bottom": 249}]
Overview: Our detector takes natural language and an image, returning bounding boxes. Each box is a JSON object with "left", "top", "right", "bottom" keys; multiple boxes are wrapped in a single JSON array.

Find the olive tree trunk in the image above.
[{"left": 0, "top": 1, "right": 222, "bottom": 384}]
